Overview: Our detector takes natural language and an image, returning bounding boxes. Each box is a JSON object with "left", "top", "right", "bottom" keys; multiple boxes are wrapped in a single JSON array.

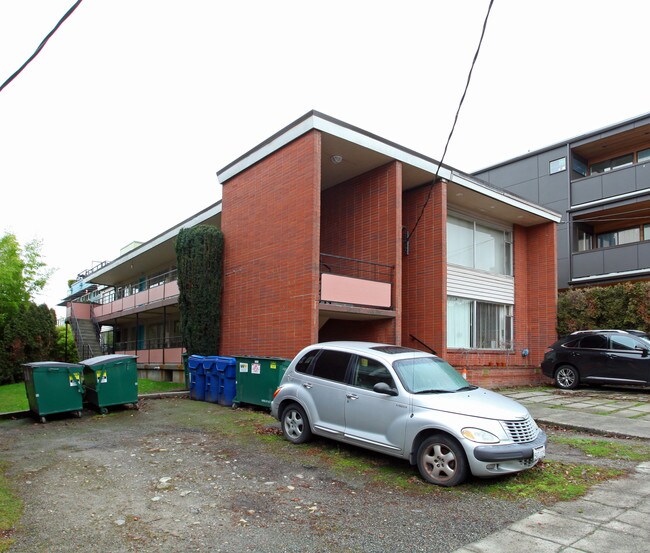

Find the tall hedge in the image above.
[
  {"left": 557, "top": 282, "right": 650, "bottom": 337},
  {"left": 175, "top": 225, "right": 224, "bottom": 356}
]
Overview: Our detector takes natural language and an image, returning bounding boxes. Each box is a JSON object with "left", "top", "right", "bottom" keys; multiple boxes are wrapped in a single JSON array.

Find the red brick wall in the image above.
[
  {"left": 320, "top": 162, "right": 402, "bottom": 343},
  {"left": 402, "top": 180, "right": 447, "bottom": 355},
  {"left": 516, "top": 221, "right": 558, "bottom": 364},
  {"left": 220, "top": 131, "right": 321, "bottom": 359}
]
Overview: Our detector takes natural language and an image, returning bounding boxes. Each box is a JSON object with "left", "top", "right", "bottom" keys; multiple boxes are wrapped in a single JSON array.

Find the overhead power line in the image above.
[
  {"left": 0, "top": 0, "right": 84, "bottom": 94},
  {"left": 408, "top": 0, "right": 495, "bottom": 241}
]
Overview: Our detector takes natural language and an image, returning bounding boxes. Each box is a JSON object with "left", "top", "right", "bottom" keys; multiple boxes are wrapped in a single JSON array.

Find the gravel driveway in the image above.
[{"left": 0, "top": 396, "right": 616, "bottom": 552}]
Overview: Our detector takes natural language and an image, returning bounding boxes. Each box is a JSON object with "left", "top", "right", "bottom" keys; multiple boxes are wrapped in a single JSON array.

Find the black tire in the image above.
[
  {"left": 416, "top": 434, "right": 468, "bottom": 487},
  {"left": 554, "top": 365, "right": 579, "bottom": 390},
  {"left": 281, "top": 403, "right": 312, "bottom": 444}
]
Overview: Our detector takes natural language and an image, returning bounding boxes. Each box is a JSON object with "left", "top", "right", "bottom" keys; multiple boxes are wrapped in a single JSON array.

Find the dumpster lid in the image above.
[
  {"left": 23, "top": 361, "right": 84, "bottom": 369},
  {"left": 82, "top": 354, "right": 138, "bottom": 366}
]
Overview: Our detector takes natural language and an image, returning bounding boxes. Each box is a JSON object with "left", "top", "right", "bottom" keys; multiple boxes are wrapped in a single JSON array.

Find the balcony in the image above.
[
  {"left": 571, "top": 163, "right": 650, "bottom": 207},
  {"left": 319, "top": 254, "right": 394, "bottom": 322},
  {"left": 571, "top": 241, "right": 650, "bottom": 282},
  {"left": 91, "top": 270, "right": 180, "bottom": 321}
]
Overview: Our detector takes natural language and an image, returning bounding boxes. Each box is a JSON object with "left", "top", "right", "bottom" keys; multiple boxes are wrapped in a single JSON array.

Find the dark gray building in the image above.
[{"left": 474, "top": 113, "right": 650, "bottom": 289}]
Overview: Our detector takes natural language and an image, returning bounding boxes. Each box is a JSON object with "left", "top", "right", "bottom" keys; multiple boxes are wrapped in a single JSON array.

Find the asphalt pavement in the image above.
[{"left": 453, "top": 387, "right": 650, "bottom": 553}]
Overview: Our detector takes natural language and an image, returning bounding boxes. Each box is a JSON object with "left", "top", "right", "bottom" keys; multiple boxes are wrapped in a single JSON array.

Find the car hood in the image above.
[{"left": 412, "top": 387, "right": 530, "bottom": 421}]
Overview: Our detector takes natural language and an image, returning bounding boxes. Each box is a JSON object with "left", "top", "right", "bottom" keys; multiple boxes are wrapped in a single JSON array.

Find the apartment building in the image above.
[
  {"left": 64, "top": 111, "right": 560, "bottom": 387},
  {"left": 474, "top": 113, "right": 650, "bottom": 289}
]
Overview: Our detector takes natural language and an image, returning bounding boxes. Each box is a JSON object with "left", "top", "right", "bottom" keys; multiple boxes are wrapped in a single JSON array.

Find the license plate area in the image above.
[{"left": 533, "top": 445, "right": 545, "bottom": 461}]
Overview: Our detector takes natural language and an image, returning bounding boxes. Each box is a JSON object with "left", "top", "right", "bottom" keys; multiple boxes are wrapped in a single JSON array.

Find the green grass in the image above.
[
  {"left": 0, "top": 384, "right": 27, "bottom": 413},
  {"left": 0, "top": 379, "right": 186, "bottom": 413},
  {"left": 137, "top": 379, "right": 186, "bottom": 394},
  {"left": 551, "top": 436, "right": 650, "bottom": 461},
  {"left": 0, "top": 462, "right": 22, "bottom": 552}
]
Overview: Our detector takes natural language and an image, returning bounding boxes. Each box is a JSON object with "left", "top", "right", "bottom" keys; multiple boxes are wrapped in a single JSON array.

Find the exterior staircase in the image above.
[{"left": 71, "top": 317, "right": 102, "bottom": 360}]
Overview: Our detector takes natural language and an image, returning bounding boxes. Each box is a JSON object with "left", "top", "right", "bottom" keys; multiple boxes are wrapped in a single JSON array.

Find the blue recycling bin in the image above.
[
  {"left": 203, "top": 356, "right": 236, "bottom": 406},
  {"left": 188, "top": 355, "right": 206, "bottom": 401}
]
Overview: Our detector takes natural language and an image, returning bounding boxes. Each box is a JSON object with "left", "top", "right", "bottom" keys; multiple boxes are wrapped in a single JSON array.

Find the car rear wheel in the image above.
[
  {"left": 416, "top": 434, "right": 468, "bottom": 487},
  {"left": 281, "top": 403, "right": 312, "bottom": 444},
  {"left": 555, "top": 365, "right": 579, "bottom": 389}
]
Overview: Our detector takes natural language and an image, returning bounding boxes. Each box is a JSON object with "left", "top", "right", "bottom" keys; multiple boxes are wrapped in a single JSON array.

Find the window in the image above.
[
  {"left": 447, "top": 297, "right": 513, "bottom": 349},
  {"left": 572, "top": 156, "right": 588, "bottom": 177},
  {"left": 447, "top": 216, "right": 513, "bottom": 276},
  {"left": 549, "top": 157, "right": 566, "bottom": 174},
  {"left": 295, "top": 350, "right": 319, "bottom": 374},
  {"left": 579, "top": 334, "right": 608, "bottom": 349},
  {"left": 310, "top": 349, "right": 351, "bottom": 382},
  {"left": 610, "top": 335, "right": 639, "bottom": 351},
  {"left": 353, "top": 357, "right": 394, "bottom": 390},
  {"left": 573, "top": 222, "right": 594, "bottom": 252},
  {"left": 591, "top": 153, "right": 634, "bottom": 174},
  {"left": 639, "top": 148, "right": 650, "bottom": 164},
  {"left": 597, "top": 227, "right": 639, "bottom": 248}
]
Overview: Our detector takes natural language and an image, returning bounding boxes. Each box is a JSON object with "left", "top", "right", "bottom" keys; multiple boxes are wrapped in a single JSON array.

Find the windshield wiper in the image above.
[
  {"left": 414, "top": 389, "right": 454, "bottom": 394},
  {"left": 455, "top": 385, "right": 478, "bottom": 391}
]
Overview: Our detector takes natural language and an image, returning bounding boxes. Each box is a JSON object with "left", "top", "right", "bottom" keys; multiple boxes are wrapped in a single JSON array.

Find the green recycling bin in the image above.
[
  {"left": 82, "top": 354, "right": 139, "bottom": 414},
  {"left": 22, "top": 362, "right": 84, "bottom": 423},
  {"left": 233, "top": 356, "right": 290, "bottom": 408}
]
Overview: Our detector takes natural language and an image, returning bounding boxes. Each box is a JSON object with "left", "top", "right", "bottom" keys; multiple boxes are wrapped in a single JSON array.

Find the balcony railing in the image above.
[
  {"left": 571, "top": 163, "right": 650, "bottom": 207},
  {"left": 320, "top": 253, "right": 393, "bottom": 309},
  {"left": 572, "top": 241, "right": 650, "bottom": 280}
]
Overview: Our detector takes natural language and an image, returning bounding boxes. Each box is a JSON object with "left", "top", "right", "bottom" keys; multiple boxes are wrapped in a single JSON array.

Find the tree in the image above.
[
  {"left": 175, "top": 226, "right": 224, "bottom": 356},
  {"left": 0, "top": 232, "right": 56, "bottom": 383}
]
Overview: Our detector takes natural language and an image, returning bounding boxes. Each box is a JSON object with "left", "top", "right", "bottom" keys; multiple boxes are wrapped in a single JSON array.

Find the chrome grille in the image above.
[{"left": 502, "top": 417, "right": 538, "bottom": 443}]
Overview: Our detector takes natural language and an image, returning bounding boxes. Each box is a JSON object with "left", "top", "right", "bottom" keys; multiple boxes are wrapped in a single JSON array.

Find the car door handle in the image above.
[
  {"left": 302, "top": 383, "right": 313, "bottom": 389},
  {"left": 346, "top": 393, "right": 358, "bottom": 400}
]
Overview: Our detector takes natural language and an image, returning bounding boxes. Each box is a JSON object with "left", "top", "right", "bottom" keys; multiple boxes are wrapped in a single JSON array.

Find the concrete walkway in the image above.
[{"left": 454, "top": 387, "right": 650, "bottom": 553}]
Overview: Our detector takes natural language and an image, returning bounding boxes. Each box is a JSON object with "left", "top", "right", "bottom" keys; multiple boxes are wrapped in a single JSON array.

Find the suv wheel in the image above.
[
  {"left": 416, "top": 434, "right": 468, "bottom": 487},
  {"left": 555, "top": 365, "right": 579, "bottom": 389},
  {"left": 281, "top": 403, "right": 312, "bottom": 444}
]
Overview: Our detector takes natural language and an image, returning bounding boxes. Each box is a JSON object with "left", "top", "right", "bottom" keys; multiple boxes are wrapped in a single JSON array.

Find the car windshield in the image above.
[{"left": 392, "top": 356, "right": 473, "bottom": 394}]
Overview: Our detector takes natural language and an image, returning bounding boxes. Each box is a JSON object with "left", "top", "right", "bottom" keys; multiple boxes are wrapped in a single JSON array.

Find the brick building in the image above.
[
  {"left": 217, "top": 111, "right": 560, "bottom": 386},
  {"left": 64, "top": 111, "right": 560, "bottom": 387}
]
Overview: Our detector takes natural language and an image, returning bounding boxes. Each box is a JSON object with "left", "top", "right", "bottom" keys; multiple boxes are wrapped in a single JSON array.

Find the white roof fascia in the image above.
[
  {"left": 218, "top": 112, "right": 560, "bottom": 223},
  {"left": 84, "top": 202, "right": 222, "bottom": 283},
  {"left": 450, "top": 171, "right": 563, "bottom": 223}
]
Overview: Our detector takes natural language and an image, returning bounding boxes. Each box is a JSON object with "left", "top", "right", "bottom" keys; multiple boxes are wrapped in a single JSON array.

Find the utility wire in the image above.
[
  {"left": 0, "top": 0, "right": 84, "bottom": 93},
  {"left": 409, "top": 0, "right": 495, "bottom": 239}
]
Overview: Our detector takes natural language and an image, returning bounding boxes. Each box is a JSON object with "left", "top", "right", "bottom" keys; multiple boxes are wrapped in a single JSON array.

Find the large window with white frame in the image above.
[
  {"left": 447, "top": 215, "right": 512, "bottom": 276},
  {"left": 447, "top": 296, "right": 513, "bottom": 350}
]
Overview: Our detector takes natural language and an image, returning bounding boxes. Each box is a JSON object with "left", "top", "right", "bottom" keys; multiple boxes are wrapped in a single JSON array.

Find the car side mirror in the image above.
[{"left": 373, "top": 382, "right": 398, "bottom": 396}]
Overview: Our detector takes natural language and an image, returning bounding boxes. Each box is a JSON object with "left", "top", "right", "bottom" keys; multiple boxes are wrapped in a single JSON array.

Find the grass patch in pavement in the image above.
[
  {"left": 137, "top": 379, "right": 186, "bottom": 394},
  {"left": 473, "top": 460, "right": 623, "bottom": 503},
  {"left": 0, "top": 462, "right": 22, "bottom": 553},
  {"left": 551, "top": 436, "right": 650, "bottom": 461}
]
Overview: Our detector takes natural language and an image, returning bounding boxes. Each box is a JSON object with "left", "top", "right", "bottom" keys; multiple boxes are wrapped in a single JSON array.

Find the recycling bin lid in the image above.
[
  {"left": 82, "top": 354, "right": 138, "bottom": 366},
  {"left": 23, "top": 361, "right": 84, "bottom": 369}
]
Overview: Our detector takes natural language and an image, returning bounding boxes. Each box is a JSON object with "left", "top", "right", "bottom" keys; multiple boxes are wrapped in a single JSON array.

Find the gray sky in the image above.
[{"left": 1, "top": 0, "right": 648, "bottom": 316}]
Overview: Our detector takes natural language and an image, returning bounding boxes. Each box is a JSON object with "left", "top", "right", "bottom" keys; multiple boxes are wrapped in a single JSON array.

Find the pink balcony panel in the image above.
[
  {"left": 321, "top": 273, "right": 391, "bottom": 308},
  {"left": 164, "top": 280, "right": 179, "bottom": 298}
]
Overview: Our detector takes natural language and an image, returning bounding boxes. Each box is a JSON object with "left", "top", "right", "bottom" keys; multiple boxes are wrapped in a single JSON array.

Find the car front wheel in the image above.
[
  {"left": 555, "top": 365, "right": 579, "bottom": 389},
  {"left": 416, "top": 434, "right": 468, "bottom": 487},
  {"left": 281, "top": 403, "right": 312, "bottom": 444}
]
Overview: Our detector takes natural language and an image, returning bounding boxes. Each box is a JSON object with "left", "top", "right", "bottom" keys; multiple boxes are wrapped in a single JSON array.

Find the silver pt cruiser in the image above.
[{"left": 271, "top": 341, "right": 546, "bottom": 486}]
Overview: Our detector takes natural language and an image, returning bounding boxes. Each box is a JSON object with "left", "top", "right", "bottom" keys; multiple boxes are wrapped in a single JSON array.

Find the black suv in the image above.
[{"left": 541, "top": 330, "right": 650, "bottom": 389}]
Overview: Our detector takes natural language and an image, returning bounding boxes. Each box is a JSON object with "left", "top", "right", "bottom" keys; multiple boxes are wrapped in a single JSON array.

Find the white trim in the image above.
[
  {"left": 84, "top": 203, "right": 222, "bottom": 283},
  {"left": 571, "top": 188, "right": 650, "bottom": 211},
  {"left": 571, "top": 266, "right": 650, "bottom": 283},
  {"left": 217, "top": 112, "right": 561, "bottom": 222}
]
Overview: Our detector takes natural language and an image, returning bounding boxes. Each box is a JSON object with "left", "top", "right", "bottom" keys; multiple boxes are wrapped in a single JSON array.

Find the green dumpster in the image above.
[
  {"left": 22, "top": 362, "right": 84, "bottom": 423},
  {"left": 82, "top": 354, "right": 139, "bottom": 414},
  {"left": 233, "top": 356, "right": 290, "bottom": 408}
]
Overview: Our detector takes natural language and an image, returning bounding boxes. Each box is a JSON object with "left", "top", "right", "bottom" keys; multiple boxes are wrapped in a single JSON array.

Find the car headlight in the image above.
[{"left": 461, "top": 428, "right": 500, "bottom": 443}]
